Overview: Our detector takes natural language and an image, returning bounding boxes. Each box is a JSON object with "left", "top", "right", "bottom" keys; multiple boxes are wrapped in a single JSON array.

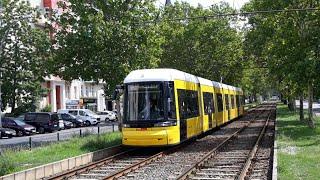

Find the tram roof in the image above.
[
  {"left": 124, "top": 69, "right": 242, "bottom": 92},
  {"left": 124, "top": 68, "right": 199, "bottom": 84}
]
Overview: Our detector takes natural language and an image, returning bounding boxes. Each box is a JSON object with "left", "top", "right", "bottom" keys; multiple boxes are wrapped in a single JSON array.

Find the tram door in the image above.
[
  {"left": 208, "top": 95, "right": 214, "bottom": 128},
  {"left": 180, "top": 119, "right": 187, "bottom": 141},
  {"left": 208, "top": 111, "right": 213, "bottom": 128}
]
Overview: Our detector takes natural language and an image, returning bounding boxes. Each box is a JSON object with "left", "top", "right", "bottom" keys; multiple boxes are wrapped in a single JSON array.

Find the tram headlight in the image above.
[
  {"left": 122, "top": 124, "right": 130, "bottom": 128},
  {"left": 154, "top": 121, "right": 177, "bottom": 127}
]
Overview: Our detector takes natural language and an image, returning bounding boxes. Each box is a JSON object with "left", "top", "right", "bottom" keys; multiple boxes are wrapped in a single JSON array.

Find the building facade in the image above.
[{"left": 40, "top": 76, "right": 107, "bottom": 112}]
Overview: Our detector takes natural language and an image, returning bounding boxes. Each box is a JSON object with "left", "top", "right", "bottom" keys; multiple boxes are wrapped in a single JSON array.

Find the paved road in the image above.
[{"left": 0, "top": 122, "right": 119, "bottom": 150}]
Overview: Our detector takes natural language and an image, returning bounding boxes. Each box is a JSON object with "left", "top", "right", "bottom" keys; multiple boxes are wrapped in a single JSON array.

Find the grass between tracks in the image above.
[
  {"left": 277, "top": 104, "right": 320, "bottom": 180},
  {"left": 0, "top": 132, "right": 121, "bottom": 176}
]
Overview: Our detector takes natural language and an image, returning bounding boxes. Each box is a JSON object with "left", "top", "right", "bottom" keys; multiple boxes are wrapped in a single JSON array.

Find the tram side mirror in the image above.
[{"left": 112, "top": 84, "right": 124, "bottom": 100}]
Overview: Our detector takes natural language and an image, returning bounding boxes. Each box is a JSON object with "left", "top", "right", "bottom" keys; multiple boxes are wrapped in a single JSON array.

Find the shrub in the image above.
[{"left": 40, "top": 105, "right": 52, "bottom": 112}]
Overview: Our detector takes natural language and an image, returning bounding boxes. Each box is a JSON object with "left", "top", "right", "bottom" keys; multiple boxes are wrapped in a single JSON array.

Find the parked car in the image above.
[
  {"left": 58, "top": 113, "right": 83, "bottom": 127},
  {"left": 97, "top": 110, "right": 117, "bottom": 122},
  {"left": 0, "top": 127, "right": 16, "bottom": 138},
  {"left": 63, "top": 120, "right": 74, "bottom": 129},
  {"left": 1, "top": 117, "right": 36, "bottom": 136},
  {"left": 57, "top": 109, "right": 100, "bottom": 126},
  {"left": 24, "top": 112, "right": 60, "bottom": 133},
  {"left": 58, "top": 119, "right": 65, "bottom": 130}
]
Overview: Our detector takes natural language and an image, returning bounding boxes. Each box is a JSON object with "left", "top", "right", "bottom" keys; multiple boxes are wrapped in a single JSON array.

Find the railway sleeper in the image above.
[{"left": 200, "top": 168, "right": 240, "bottom": 172}]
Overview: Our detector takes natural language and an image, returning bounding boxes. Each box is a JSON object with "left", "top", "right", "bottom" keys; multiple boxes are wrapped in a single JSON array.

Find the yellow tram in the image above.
[{"left": 121, "top": 69, "right": 244, "bottom": 146}]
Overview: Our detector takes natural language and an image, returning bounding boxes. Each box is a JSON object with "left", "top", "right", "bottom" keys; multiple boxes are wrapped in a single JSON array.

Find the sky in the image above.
[{"left": 156, "top": 0, "right": 250, "bottom": 9}]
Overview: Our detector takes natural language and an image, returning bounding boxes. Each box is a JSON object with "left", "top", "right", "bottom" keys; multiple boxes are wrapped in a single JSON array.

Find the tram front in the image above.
[{"left": 121, "top": 70, "right": 179, "bottom": 146}]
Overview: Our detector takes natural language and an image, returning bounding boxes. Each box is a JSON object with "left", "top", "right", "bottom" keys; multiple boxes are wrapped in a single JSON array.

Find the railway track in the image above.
[
  {"left": 48, "top": 146, "right": 180, "bottom": 180},
  {"left": 176, "top": 105, "right": 275, "bottom": 180},
  {"left": 48, "top": 104, "right": 275, "bottom": 180}
]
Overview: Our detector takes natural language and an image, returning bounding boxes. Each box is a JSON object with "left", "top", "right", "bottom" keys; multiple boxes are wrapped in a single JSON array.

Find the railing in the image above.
[{"left": 0, "top": 124, "right": 119, "bottom": 152}]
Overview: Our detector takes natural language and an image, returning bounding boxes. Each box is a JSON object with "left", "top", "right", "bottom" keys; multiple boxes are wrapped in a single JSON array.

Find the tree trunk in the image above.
[
  {"left": 288, "top": 96, "right": 295, "bottom": 111},
  {"left": 10, "top": 71, "right": 18, "bottom": 114},
  {"left": 307, "top": 82, "right": 315, "bottom": 128},
  {"left": 299, "top": 93, "right": 304, "bottom": 121}
]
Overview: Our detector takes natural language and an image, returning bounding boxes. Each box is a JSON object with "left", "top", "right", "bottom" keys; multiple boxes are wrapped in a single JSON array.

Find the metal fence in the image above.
[{"left": 0, "top": 124, "right": 119, "bottom": 152}]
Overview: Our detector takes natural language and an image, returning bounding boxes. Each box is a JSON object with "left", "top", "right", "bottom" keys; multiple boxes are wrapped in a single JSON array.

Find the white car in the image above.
[
  {"left": 97, "top": 110, "right": 117, "bottom": 122},
  {"left": 57, "top": 109, "right": 100, "bottom": 126}
]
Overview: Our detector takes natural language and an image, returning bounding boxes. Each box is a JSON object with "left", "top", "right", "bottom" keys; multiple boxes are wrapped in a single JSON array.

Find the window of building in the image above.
[
  {"left": 86, "top": 85, "right": 90, "bottom": 97},
  {"left": 74, "top": 86, "right": 77, "bottom": 99},
  {"left": 91, "top": 85, "right": 94, "bottom": 97},
  {"left": 225, "top": 94, "right": 230, "bottom": 110},
  {"left": 66, "top": 85, "right": 70, "bottom": 99},
  {"left": 178, "top": 89, "right": 199, "bottom": 119},
  {"left": 217, "top": 93, "right": 223, "bottom": 112},
  {"left": 81, "top": 85, "right": 84, "bottom": 97},
  {"left": 203, "top": 92, "right": 215, "bottom": 115}
]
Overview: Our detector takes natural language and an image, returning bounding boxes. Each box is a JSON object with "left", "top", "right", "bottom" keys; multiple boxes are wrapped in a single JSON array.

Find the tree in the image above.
[
  {"left": 51, "top": 0, "right": 163, "bottom": 96},
  {"left": 158, "top": 2, "right": 244, "bottom": 85},
  {"left": 0, "top": 0, "right": 51, "bottom": 115},
  {"left": 243, "top": 0, "right": 320, "bottom": 127}
]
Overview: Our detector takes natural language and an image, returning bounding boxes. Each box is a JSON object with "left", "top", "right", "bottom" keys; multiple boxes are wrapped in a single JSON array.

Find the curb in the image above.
[{"left": 0, "top": 145, "right": 124, "bottom": 180}]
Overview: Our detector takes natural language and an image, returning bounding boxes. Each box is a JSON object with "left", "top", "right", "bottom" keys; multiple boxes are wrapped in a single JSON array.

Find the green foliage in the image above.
[
  {"left": 51, "top": 0, "right": 246, "bottom": 97},
  {"left": 158, "top": 2, "right": 244, "bottom": 85},
  {"left": 243, "top": 0, "right": 320, "bottom": 98},
  {"left": 40, "top": 104, "right": 52, "bottom": 112},
  {"left": 51, "top": 0, "right": 162, "bottom": 96},
  {"left": 0, "top": 156, "right": 15, "bottom": 177},
  {"left": 0, "top": 0, "right": 51, "bottom": 114}
]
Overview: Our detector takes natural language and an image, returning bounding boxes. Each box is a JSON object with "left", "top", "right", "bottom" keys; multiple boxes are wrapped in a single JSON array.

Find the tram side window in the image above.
[
  {"left": 216, "top": 93, "right": 223, "bottom": 112},
  {"left": 231, "top": 95, "right": 235, "bottom": 109},
  {"left": 203, "top": 92, "right": 215, "bottom": 115},
  {"left": 225, "top": 95, "right": 230, "bottom": 110},
  {"left": 236, "top": 95, "right": 240, "bottom": 107},
  {"left": 178, "top": 89, "right": 199, "bottom": 119},
  {"left": 167, "top": 82, "right": 176, "bottom": 120}
]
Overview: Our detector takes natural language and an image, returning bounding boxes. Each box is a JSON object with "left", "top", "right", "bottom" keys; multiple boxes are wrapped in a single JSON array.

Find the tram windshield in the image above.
[
  {"left": 126, "top": 83, "right": 164, "bottom": 121},
  {"left": 125, "top": 83, "right": 165, "bottom": 121}
]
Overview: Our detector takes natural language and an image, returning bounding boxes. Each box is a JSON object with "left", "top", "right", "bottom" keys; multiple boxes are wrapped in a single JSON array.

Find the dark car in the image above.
[
  {"left": 24, "top": 112, "right": 60, "bottom": 133},
  {"left": 2, "top": 117, "right": 36, "bottom": 136},
  {"left": 58, "top": 113, "right": 83, "bottom": 127},
  {"left": 63, "top": 120, "right": 74, "bottom": 129},
  {"left": 0, "top": 127, "right": 16, "bottom": 138}
]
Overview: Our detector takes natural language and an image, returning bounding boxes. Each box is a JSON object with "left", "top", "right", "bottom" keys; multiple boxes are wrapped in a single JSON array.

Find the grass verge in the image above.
[
  {"left": 0, "top": 132, "right": 121, "bottom": 176},
  {"left": 277, "top": 104, "right": 320, "bottom": 180}
]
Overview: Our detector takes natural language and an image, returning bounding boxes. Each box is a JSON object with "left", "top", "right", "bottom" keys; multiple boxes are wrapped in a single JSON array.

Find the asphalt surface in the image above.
[{"left": 0, "top": 121, "right": 119, "bottom": 150}]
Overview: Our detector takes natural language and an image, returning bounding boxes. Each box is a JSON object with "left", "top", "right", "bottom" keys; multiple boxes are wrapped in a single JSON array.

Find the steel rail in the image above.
[
  {"left": 103, "top": 149, "right": 171, "bottom": 179},
  {"left": 104, "top": 106, "right": 263, "bottom": 180},
  {"left": 50, "top": 139, "right": 189, "bottom": 180},
  {"left": 237, "top": 109, "right": 273, "bottom": 180},
  {"left": 49, "top": 105, "right": 263, "bottom": 180},
  {"left": 176, "top": 107, "right": 267, "bottom": 180},
  {"left": 102, "top": 138, "right": 195, "bottom": 179},
  {"left": 48, "top": 148, "right": 137, "bottom": 180}
]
